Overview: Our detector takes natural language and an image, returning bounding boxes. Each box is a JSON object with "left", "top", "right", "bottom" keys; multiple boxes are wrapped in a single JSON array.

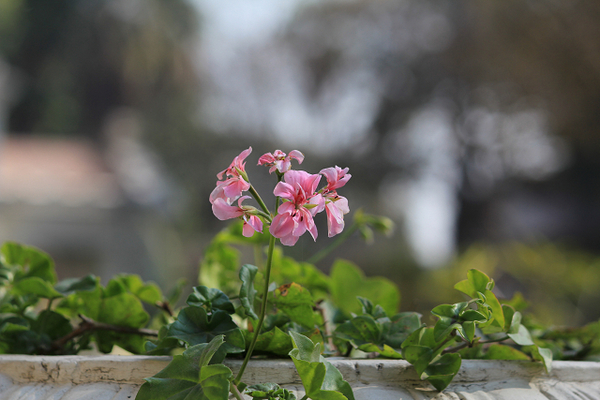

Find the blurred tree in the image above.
[{"left": 0, "top": 0, "right": 198, "bottom": 137}]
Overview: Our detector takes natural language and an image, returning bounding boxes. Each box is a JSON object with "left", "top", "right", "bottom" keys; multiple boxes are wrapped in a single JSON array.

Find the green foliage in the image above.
[
  {"left": 5, "top": 233, "right": 600, "bottom": 397},
  {"left": 0, "top": 241, "right": 169, "bottom": 355},
  {"left": 239, "top": 264, "right": 259, "bottom": 319},
  {"left": 330, "top": 259, "right": 400, "bottom": 317},
  {"left": 289, "top": 331, "right": 355, "bottom": 400},
  {"left": 245, "top": 383, "right": 297, "bottom": 400},
  {"left": 334, "top": 297, "right": 421, "bottom": 358},
  {"left": 136, "top": 335, "right": 233, "bottom": 400}
]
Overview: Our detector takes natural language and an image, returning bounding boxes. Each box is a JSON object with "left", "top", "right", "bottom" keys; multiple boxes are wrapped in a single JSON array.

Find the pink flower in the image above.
[
  {"left": 319, "top": 166, "right": 351, "bottom": 191},
  {"left": 269, "top": 170, "right": 325, "bottom": 246},
  {"left": 258, "top": 150, "right": 304, "bottom": 174},
  {"left": 323, "top": 195, "right": 349, "bottom": 237},
  {"left": 209, "top": 147, "right": 252, "bottom": 204},
  {"left": 212, "top": 196, "right": 263, "bottom": 237}
]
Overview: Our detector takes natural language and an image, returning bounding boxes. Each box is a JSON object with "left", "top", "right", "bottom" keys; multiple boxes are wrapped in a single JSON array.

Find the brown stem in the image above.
[
  {"left": 52, "top": 314, "right": 158, "bottom": 351},
  {"left": 442, "top": 335, "right": 510, "bottom": 354},
  {"left": 314, "top": 300, "right": 337, "bottom": 355},
  {"left": 157, "top": 301, "right": 174, "bottom": 317}
]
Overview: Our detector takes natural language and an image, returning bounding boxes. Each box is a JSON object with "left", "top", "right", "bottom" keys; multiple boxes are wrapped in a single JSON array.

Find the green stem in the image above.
[
  {"left": 249, "top": 185, "right": 270, "bottom": 215},
  {"left": 234, "top": 233, "right": 277, "bottom": 385},
  {"left": 306, "top": 222, "right": 359, "bottom": 264},
  {"left": 229, "top": 382, "right": 244, "bottom": 400}
]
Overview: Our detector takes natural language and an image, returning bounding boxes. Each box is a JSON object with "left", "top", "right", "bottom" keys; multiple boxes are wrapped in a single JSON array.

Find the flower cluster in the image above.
[{"left": 209, "top": 147, "right": 351, "bottom": 245}]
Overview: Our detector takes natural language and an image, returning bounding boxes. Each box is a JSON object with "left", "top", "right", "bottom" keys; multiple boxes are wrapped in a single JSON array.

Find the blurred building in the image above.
[{"left": 0, "top": 131, "right": 183, "bottom": 285}]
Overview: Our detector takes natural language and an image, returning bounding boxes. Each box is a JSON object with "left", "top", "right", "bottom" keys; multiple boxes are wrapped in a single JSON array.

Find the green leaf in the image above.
[
  {"left": 529, "top": 346, "right": 553, "bottom": 373},
  {"left": 335, "top": 315, "right": 381, "bottom": 347},
  {"left": 12, "top": 277, "right": 63, "bottom": 299},
  {"left": 431, "top": 303, "right": 468, "bottom": 319},
  {"left": 358, "top": 343, "right": 402, "bottom": 358},
  {"left": 270, "top": 247, "right": 331, "bottom": 299},
  {"left": 112, "top": 274, "right": 163, "bottom": 305},
  {"left": 461, "top": 321, "right": 476, "bottom": 343},
  {"left": 357, "top": 297, "right": 387, "bottom": 319},
  {"left": 136, "top": 335, "right": 232, "bottom": 400},
  {"left": 330, "top": 260, "right": 399, "bottom": 317},
  {"left": 483, "top": 344, "right": 529, "bottom": 360},
  {"left": 187, "top": 286, "right": 235, "bottom": 314},
  {"left": 70, "top": 285, "right": 151, "bottom": 354},
  {"left": 245, "top": 383, "right": 297, "bottom": 400},
  {"left": 271, "top": 283, "right": 317, "bottom": 329},
  {"left": 199, "top": 232, "right": 242, "bottom": 295},
  {"left": 421, "top": 353, "right": 462, "bottom": 391},
  {"left": 54, "top": 275, "right": 98, "bottom": 296},
  {"left": 433, "top": 317, "right": 461, "bottom": 342},
  {"left": 402, "top": 345, "right": 434, "bottom": 376},
  {"left": 239, "top": 264, "right": 259, "bottom": 319},
  {"left": 454, "top": 269, "right": 492, "bottom": 298},
  {"left": 2, "top": 242, "right": 57, "bottom": 284},
  {"left": 167, "top": 307, "right": 245, "bottom": 354},
  {"left": 482, "top": 289, "right": 505, "bottom": 329},
  {"left": 31, "top": 310, "right": 72, "bottom": 340},
  {"left": 507, "top": 324, "right": 535, "bottom": 346},
  {"left": 243, "top": 327, "right": 293, "bottom": 356},
  {"left": 506, "top": 308, "right": 522, "bottom": 334},
  {"left": 289, "top": 331, "right": 354, "bottom": 400}
]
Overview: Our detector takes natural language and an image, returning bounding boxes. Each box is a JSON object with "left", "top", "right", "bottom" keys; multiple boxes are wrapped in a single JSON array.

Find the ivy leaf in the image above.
[
  {"left": 199, "top": 232, "right": 242, "bottom": 295},
  {"left": 358, "top": 343, "right": 402, "bottom": 358},
  {"left": 187, "top": 286, "right": 235, "bottom": 314},
  {"left": 71, "top": 285, "right": 151, "bottom": 354},
  {"left": 243, "top": 327, "right": 293, "bottom": 356},
  {"left": 433, "top": 317, "right": 461, "bottom": 342},
  {"left": 289, "top": 331, "right": 355, "bottom": 400},
  {"left": 402, "top": 345, "right": 434, "bottom": 376},
  {"left": 167, "top": 306, "right": 245, "bottom": 354},
  {"left": 357, "top": 297, "right": 387, "bottom": 319},
  {"left": 482, "top": 289, "right": 505, "bottom": 329},
  {"left": 381, "top": 313, "right": 422, "bottom": 347},
  {"left": 529, "top": 346, "right": 553, "bottom": 373},
  {"left": 507, "top": 310, "right": 522, "bottom": 335},
  {"left": 111, "top": 274, "right": 163, "bottom": 305},
  {"left": 239, "top": 264, "right": 259, "bottom": 319},
  {"left": 483, "top": 344, "right": 529, "bottom": 360},
  {"left": 401, "top": 327, "right": 457, "bottom": 377},
  {"left": 421, "top": 353, "right": 462, "bottom": 392},
  {"left": 335, "top": 315, "right": 381, "bottom": 347},
  {"left": 271, "top": 283, "right": 317, "bottom": 329},
  {"left": 145, "top": 326, "right": 181, "bottom": 355},
  {"left": 2, "top": 242, "right": 57, "bottom": 284},
  {"left": 507, "top": 324, "right": 535, "bottom": 346},
  {"left": 136, "top": 335, "right": 233, "bottom": 400},
  {"left": 31, "top": 310, "right": 72, "bottom": 341},
  {"left": 431, "top": 303, "right": 468, "bottom": 319},
  {"left": 270, "top": 247, "right": 331, "bottom": 300},
  {"left": 12, "top": 277, "right": 64, "bottom": 299},
  {"left": 54, "top": 275, "right": 98, "bottom": 296},
  {"left": 330, "top": 260, "right": 399, "bottom": 317},
  {"left": 245, "top": 383, "right": 297, "bottom": 400},
  {"left": 454, "top": 269, "right": 493, "bottom": 298}
]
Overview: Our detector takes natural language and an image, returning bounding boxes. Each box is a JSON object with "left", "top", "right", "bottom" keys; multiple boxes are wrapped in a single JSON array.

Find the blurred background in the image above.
[{"left": 1, "top": 0, "right": 600, "bottom": 327}]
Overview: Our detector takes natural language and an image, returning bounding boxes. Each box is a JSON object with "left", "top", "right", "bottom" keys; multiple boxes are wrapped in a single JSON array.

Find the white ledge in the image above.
[{"left": 0, "top": 356, "right": 599, "bottom": 400}]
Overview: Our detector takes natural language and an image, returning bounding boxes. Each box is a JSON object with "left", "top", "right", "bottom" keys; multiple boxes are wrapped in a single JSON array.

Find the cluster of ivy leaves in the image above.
[
  {"left": 3, "top": 226, "right": 600, "bottom": 397},
  {"left": 0, "top": 242, "right": 174, "bottom": 355}
]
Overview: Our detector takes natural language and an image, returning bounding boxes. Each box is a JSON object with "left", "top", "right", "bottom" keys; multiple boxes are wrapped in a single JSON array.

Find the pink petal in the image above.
[
  {"left": 212, "top": 198, "right": 243, "bottom": 220},
  {"left": 269, "top": 212, "right": 296, "bottom": 239},
  {"left": 288, "top": 150, "right": 304, "bottom": 164},
  {"left": 273, "top": 181, "right": 296, "bottom": 201},
  {"left": 243, "top": 215, "right": 263, "bottom": 237}
]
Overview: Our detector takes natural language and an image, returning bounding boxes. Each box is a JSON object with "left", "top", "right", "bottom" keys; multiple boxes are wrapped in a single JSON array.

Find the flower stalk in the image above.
[{"left": 234, "top": 232, "right": 277, "bottom": 385}]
